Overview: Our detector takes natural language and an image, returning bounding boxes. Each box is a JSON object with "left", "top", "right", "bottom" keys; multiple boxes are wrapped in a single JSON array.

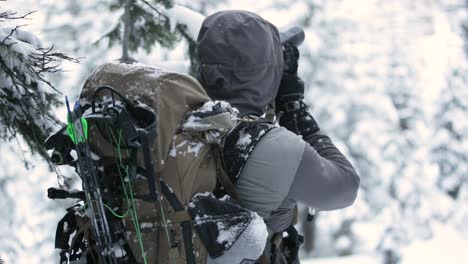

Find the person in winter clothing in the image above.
[{"left": 196, "top": 10, "right": 360, "bottom": 262}]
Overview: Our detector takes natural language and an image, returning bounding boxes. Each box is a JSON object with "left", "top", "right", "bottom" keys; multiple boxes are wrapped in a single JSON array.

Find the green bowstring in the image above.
[
  {"left": 103, "top": 202, "right": 130, "bottom": 218},
  {"left": 122, "top": 136, "right": 173, "bottom": 255},
  {"left": 108, "top": 128, "right": 148, "bottom": 264}
]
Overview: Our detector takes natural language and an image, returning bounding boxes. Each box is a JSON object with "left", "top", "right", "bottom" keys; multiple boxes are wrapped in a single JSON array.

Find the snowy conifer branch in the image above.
[
  {"left": 29, "top": 46, "right": 78, "bottom": 89},
  {"left": 0, "top": 10, "right": 35, "bottom": 21},
  {"left": 99, "top": 0, "right": 176, "bottom": 56},
  {"left": 1, "top": 25, "right": 20, "bottom": 45},
  {"left": 0, "top": 9, "right": 77, "bottom": 165},
  {"left": 139, "top": 0, "right": 167, "bottom": 18}
]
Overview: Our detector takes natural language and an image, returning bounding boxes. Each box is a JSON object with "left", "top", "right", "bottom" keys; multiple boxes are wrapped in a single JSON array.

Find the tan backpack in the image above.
[{"left": 76, "top": 62, "right": 240, "bottom": 264}]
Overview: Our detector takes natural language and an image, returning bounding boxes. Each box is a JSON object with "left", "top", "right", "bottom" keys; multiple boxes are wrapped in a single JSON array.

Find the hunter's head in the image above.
[{"left": 196, "top": 10, "right": 284, "bottom": 117}]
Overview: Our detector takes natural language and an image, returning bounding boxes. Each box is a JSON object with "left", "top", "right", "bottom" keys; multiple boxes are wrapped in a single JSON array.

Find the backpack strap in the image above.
[
  {"left": 257, "top": 222, "right": 304, "bottom": 264},
  {"left": 213, "top": 145, "right": 243, "bottom": 203},
  {"left": 222, "top": 119, "right": 276, "bottom": 183},
  {"left": 160, "top": 180, "right": 196, "bottom": 264}
]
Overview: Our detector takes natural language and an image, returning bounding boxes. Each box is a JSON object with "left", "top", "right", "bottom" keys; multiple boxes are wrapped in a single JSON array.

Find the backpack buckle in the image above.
[{"left": 284, "top": 101, "right": 301, "bottom": 112}]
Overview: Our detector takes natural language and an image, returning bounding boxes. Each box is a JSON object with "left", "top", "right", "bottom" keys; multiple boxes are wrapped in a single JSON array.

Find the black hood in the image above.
[{"left": 196, "top": 10, "right": 284, "bottom": 116}]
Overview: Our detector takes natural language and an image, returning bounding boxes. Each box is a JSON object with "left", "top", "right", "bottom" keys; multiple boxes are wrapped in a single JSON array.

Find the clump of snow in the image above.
[
  {"left": 0, "top": 27, "right": 42, "bottom": 56},
  {"left": 113, "top": 246, "right": 126, "bottom": 258},
  {"left": 182, "top": 115, "right": 212, "bottom": 129},
  {"left": 236, "top": 133, "right": 252, "bottom": 146},
  {"left": 187, "top": 142, "right": 204, "bottom": 156},
  {"left": 140, "top": 222, "right": 155, "bottom": 229},
  {"left": 197, "top": 101, "right": 237, "bottom": 114},
  {"left": 168, "top": 146, "right": 177, "bottom": 157},
  {"left": 215, "top": 221, "right": 244, "bottom": 245},
  {"left": 165, "top": 4, "right": 205, "bottom": 41}
]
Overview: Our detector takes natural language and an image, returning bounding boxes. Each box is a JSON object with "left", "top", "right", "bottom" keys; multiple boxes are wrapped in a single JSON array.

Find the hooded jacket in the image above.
[
  {"left": 196, "top": 11, "right": 359, "bottom": 234},
  {"left": 197, "top": 10, "right": 284, "bottom": 116}
]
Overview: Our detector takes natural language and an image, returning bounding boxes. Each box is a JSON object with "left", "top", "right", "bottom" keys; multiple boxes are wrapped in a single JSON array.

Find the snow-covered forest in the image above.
[{"left": 1, "top": 0, "right": 468, "bottom": 263}]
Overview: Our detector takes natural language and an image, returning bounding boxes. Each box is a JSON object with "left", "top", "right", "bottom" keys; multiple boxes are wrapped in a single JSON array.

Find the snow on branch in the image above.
[
  {"left": 0, "top": 10, "right": 77, "bottom": 164},
  {"left": 165, "top": 4, "right": 205, "bottom": 41}
]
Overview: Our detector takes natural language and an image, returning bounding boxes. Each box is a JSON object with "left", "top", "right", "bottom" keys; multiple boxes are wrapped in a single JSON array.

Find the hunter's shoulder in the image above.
[{"left": 255, "top": 126, "right": 306, "bottom": 154}]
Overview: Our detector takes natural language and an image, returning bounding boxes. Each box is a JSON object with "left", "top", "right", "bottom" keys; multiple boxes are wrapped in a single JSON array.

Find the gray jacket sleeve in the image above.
[
  {"left": 287, "top": 132, "right": 360, "bottom": 210},
  {"left": 235, "top": 127, "right": 305, "bottom": 220},
  {"left": 235, "top": 126, "right": 360, "bottom": 232}
]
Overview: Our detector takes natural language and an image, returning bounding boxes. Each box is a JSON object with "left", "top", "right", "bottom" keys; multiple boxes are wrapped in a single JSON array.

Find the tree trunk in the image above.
[
  {"left": 122, "top": 0, "right": 134, "bottom": 63},
  {"left": 301, "top": 209, "right": 318, "bottom": 254}
]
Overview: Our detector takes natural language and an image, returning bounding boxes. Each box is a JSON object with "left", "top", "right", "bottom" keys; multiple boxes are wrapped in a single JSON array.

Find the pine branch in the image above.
[
  {"left": 0, "top": 9, "right": 77, "bottom": 164},
  {"left": 99, "top": 0, "right": 177, "bottom": 56},
  {"left": 1, "top": 26, "right": 20, "bottom": 45},
  {"left": 0, "top": 10, "right": 35, "bottom": 21},
  {"left": 139, "top": 0, "right": 166, "bottom": 18},
  {"left": 29, "top": 46, "right": 79, "bottom": 92}
]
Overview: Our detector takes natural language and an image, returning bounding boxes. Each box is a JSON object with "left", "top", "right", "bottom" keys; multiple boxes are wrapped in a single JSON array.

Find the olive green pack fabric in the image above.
[{"left": 79, "top": 62, "right": 231, "bottom": 263}]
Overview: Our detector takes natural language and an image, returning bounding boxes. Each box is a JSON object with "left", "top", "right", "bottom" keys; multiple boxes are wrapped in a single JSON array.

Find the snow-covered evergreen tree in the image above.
[
  {"left": 296, "top": 1, "right": 466, "bottom": 263},
  {"left": 432, "top": 0, "right": 468, "bottom": 239},
  {"left": 0, "top": 6, "right": 75, "bottom": 263},
  {"left": 0, "top": 10, "right": 73, "bottom": 162}
]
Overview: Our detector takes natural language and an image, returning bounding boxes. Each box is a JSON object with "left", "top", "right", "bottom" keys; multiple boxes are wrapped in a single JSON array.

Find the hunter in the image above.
[{"left": 195, "top": 10, "right": 361, "bottom": 263}]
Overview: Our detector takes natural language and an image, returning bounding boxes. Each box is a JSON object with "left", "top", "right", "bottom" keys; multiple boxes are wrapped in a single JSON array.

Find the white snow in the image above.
[
  {"left": 187, "top": 142, "right": 204, "bottom": 156},
  {"left": 0, "top": 27, "right": 41, "bottom": 56},
  {"left": 135, "top": 173, "right": 147, "bottom": 180},
  {"left": 215, "top": 221, "right": 242, "bottom": 245},
  {"left": 182, "top": 115, "right": 212, "bottom": 129},
  {"left": 236, "top": 133, "right": 252, "bottom": 146},
  {"left": 168, "top": 146, "right": 177, "bottom": 157},
  {"left": 113, "top": 245, "right": 126, "bottom": 258},
  {"left": 196, "top": 100, "right": 234, "bottom": 113},
  {"left": 208, "top": 212, "right": 268, "bottom": 264},
  {"left": 166, "top": 4, "right": 205, "bottom": 41},
  {"left": 140, "top": 222, "right": 155, "bottom": 229}
]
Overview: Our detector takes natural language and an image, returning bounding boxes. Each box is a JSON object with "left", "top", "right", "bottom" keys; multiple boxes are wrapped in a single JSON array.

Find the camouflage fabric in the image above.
[{"left": 79, "top": 62, "right": 227, "bottom": 264}]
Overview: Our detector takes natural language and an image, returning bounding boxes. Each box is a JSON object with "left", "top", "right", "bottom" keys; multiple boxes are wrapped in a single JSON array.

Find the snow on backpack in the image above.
[{"left": 45, "top": 62, "right": 268, "bottom": 264}]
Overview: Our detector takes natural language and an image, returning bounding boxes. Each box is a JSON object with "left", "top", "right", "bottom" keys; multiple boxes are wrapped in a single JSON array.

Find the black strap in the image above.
[
  {"left": 140, "top": 131, "right": 177, "bottom": 260},
  {"left": 55, "top": 207, "right": 89, "bottom": 263},
  {"left": 214, "top": 146, "right": 243, "bottom": 203},
  {"left": 160, "top": 181, "right": 196, "bottom": 264},
  {"left": 55, "top": 210, "right": 76, "bottom": 250}
]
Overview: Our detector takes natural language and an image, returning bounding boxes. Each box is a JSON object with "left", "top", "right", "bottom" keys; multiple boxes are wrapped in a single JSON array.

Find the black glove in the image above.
[
  {"left": 275, "top": 73, "right": 305, "bottom": 113},
  {"left": 283, "top": 42, "right": 299, "bottom": 74},
  {"left": 276, "top": 43, "right": 304, "bottom": 112},
  {"left": 275, "top": 43, "right": 320, "bottom": 138}
]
